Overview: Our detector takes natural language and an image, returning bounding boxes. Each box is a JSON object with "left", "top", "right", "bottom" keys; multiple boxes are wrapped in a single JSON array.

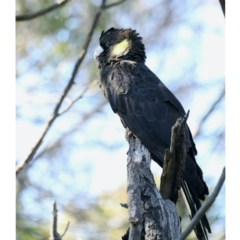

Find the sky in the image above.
[
  {"left": 12, "top": 0, "right": 231, "bottom": 239},
  {"left": 0, "top": 0, "right": 239, "bottom": 239},
  {"left": 17, "top": 0, "right": 225, "bottom": 185}
]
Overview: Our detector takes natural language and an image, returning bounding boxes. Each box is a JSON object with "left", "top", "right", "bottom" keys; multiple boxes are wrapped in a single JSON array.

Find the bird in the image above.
[{"left": 94, "top": 27, "right": 211, "bottom": 239}]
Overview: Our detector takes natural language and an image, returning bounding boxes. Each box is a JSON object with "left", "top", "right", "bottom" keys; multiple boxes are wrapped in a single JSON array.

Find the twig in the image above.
[
  {"left": 218, "top": 0, "right": 225, "bottom": 16},
  {"left": 32, "top": 98, "right": 107, "bottom": 162},
  {"left": 177, "top": 167, "right": 225, "bottom": 240},
  {"left": 49, "top": 200, "right": 60, "bottom": 240},
  {"left": 49, "top": 200, "right": 70, "bottom": 240},
  {"left": 58, "top": 86, "right": 89, "bottom": 116},
  {"left": 16, "top": 0, "right": 69, "bottom": 21},
  {"left": 194, "top": 87, "right": 225, "bottom": 138},
  {"left": 103, "top": 0, "right": 126, "bottom": 9},
  {"left": 120, "top": 203, "right": 128, "bottom": 209},
  {"left": 16, "top": 0, "right": 111, "bottom": 176},
  {"left": 60, "top": 222, "right": 70, "bottom": 239}
]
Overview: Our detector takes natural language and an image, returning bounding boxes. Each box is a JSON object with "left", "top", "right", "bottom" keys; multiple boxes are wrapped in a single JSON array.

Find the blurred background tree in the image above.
[{"left": 16, "top": 0, "right": 225, "bottom": 239}]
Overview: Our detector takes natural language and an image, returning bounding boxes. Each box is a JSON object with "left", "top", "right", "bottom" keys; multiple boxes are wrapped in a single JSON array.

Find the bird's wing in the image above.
[
  {"left": 101, "top": 61, "right": 195, "bottom": 161},
  {"left": 100, "top": 61, "right": 211, "bottom": 237}
]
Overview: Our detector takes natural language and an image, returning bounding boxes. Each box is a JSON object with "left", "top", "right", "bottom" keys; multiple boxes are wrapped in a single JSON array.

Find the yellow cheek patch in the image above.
[{"left": 111, "top": 39, "right": 129, "bottom": 56}]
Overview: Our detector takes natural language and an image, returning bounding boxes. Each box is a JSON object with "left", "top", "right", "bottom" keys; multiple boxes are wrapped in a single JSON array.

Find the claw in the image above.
[{"left": 125, "top": 128, "right": 134, "bottom": 142}]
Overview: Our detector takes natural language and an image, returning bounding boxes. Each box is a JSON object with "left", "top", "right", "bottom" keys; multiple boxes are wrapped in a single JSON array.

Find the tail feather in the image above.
[{"left": 181, "top": 180, "right": 211, "bottom": 240}]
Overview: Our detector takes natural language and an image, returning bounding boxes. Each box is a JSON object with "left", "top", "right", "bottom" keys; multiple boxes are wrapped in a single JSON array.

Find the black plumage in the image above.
[{"left": 95, "top": 27, "right": 211, "bottom": 239}]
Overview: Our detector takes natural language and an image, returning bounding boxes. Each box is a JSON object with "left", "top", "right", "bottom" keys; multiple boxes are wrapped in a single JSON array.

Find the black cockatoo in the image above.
[{"left": 94, "top": 27, "right": 211, "bottom": 240}]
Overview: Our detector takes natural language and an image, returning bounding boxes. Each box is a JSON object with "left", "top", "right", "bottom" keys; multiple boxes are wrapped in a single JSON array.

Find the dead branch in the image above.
[
  {"left": 16, "top": 0, "right": 69, "bottom": 21},
  {"left": 124, "top": 113, "right": 190, "bottom": 239},
  {"left": 178, "top": 167, "right": 225, "bottom": 240},
  {"left": 218, "top": 0, "right": 225, "bottom": 16},
  {"left": 126, "top": 136, "right": 181, "bottom": 240},
  {"left": 49, "top": 200, "right": 70, "bottom": 240},
  {"left": 160, "top": 112, "right": 189, "bottom": 203},
  {"left": 103, "top": 0, "right": 126, "bottom": 9}
]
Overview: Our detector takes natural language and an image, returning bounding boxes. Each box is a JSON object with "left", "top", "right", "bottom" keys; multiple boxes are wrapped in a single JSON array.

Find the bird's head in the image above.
[{"left": 94, "top": 28, "right": 146, "bottom": 67}]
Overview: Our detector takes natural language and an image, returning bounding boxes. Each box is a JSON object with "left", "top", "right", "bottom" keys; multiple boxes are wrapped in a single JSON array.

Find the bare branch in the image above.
[
  {"left": 58, "top": 86, "right": 89, "bottom": 116},
  {"left": 16, "top": 0, "right": 107, "bottom": 175},
  {"left": 120, "top": 203, "right": 128, "bottom": 209},
  {"left": 32, "top": 98, "right": 107, "bottom": 162},
  {"left": 126, "top": 138, "right": 143, "bottom": 240},
  {"left": 60, "top": 221, "right": 70, "bottom": 239},
  {"left": 194, "top": 87, "right": 225, "bottom": 138},
  {"left": 160, "top": 111, "right": 189, "bottom": 203},
  {"left": 178, "top": 167, "right": 225, "bottom": 240},
  {"left": 103, "top": 0, "right": 126, "bottom": 9},
  {"left": 49, "top": 200, "right": 70, "bottom": 240},
  {"left": 49, "top": 200, "right": 60, "bottom": 240},
  {"left": 16, "top": 0, "right": 69, "bottom": 21},
  {"left": 127, "top": 136, "right": 181, "bottom": 240},
  {"left": 218, "top": 0, "right": 225, "bottom": 16}
]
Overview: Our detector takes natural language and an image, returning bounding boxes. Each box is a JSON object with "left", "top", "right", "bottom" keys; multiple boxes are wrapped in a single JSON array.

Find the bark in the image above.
[
  {"left": 160, "top": 114, "right": 188, "bottom": 204},
  {"left": 126, "top": 137, "right": 181, "bottom": 240},
  {"left": 125, "top": 115, "right": 189, "bottom": 239}
]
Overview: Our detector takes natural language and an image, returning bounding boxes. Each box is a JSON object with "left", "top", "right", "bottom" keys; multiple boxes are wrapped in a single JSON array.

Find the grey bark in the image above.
[
  {"left": 126, "top": 137, "right": 181, "bottom": 240},
  {"left": 49, "top": 200, "right": 70, "bottom": 240},
  {"left": 160, "top": 114, "right": 188, "bottom": 204}
]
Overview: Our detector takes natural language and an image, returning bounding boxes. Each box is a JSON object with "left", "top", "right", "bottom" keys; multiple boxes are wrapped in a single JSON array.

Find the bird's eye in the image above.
[{"left": 106, "top": 40, "right": 114, "bottom": 47}]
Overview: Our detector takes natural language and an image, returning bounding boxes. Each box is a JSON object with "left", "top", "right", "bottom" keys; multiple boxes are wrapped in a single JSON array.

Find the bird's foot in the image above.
[{"left": 125, "top": 128, "right": 134, "bottom": 142}]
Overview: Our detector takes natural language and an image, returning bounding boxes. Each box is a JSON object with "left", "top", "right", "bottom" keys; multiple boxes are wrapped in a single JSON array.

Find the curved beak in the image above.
[{"left": 94, "top": 46, "right": 103, "bottom": 60}]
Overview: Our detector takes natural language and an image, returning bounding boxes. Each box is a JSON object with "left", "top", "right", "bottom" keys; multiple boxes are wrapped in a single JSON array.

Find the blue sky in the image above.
[{"left": 14, "top": 0, "right": 227, "bottom": 239}]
